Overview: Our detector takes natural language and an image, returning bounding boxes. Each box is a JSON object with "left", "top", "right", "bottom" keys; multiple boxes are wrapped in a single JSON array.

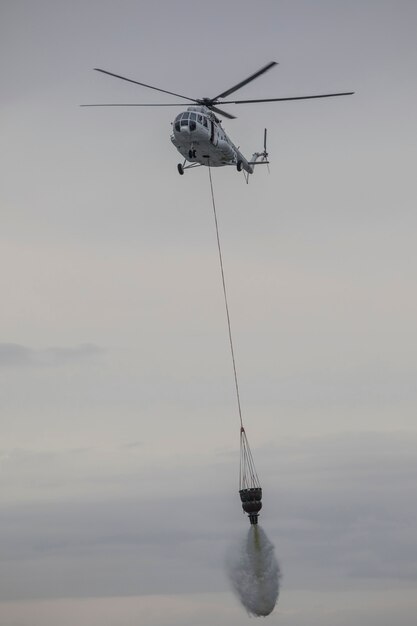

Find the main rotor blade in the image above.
[
  {"left": 220, "top": 91, "right": 355, "bottom": 104},
  {"left": 210, "top": 105, "right": 236, "bottom": 119},
  {"left": 94, "top": 68, "right": 197, "bottom": 103},
  {"left": 80, "top": 103, "right": 188, "bottom": 107},
  {"left": 213, "top": 61, "right": 278, "bottom": 100}
]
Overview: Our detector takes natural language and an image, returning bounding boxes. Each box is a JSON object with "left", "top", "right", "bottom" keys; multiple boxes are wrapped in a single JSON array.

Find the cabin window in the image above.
[
  {"left": 190, "top": 121, "right": 196, "bottom": 131},
  {"left": 174, "top": 113, "right": 182, "bottom": 131},
  {"left": 198, "top": 115, "right": 203, "bottom": 124},
  {"left": 190, "top": 113, "right": 196, "bottom": 121},
  {"left": 181, "top": 118, "right": 188, "bottom": 126},
  {"left": 203, "top": 117, "right": 207, "bottom": 127}
]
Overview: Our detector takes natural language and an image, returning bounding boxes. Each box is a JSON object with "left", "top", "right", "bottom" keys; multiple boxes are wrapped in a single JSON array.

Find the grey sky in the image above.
[{"left": 1, "top": 1, "right": 417, "bottom": 625}]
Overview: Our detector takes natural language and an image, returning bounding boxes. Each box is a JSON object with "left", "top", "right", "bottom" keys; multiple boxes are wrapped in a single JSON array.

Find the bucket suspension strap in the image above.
[{"left": 240, "top": 427, "right": 260, "bottom": 490}]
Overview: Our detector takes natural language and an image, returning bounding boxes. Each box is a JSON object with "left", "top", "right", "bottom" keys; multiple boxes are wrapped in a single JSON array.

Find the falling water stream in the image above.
[{"left": 227, "top": 525, "right": 280, "bottom": 616}]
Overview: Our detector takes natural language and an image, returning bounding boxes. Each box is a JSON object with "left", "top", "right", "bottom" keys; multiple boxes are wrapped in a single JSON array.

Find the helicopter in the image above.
[{"left": 82, "top": 62, "right": 353, "bottom": 178}]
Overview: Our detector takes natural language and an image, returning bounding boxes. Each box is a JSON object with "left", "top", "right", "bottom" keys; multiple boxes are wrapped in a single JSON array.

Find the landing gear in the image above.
[
  {"left": 177, "top": 160, "right": 201, "bottom": 175},
  {"left": 236, "top": 160, "right": 243, "bottom": 172}
]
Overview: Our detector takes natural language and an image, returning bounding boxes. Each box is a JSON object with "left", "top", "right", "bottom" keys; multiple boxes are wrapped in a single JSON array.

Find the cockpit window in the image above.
[{"left": 174, "top": 111, "right": 205, "bottom": 131}]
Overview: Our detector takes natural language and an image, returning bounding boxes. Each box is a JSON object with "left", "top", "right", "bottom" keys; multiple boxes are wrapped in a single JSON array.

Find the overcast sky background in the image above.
[{"left": 1, "top": 1, "right": 417, "bottom": 624}]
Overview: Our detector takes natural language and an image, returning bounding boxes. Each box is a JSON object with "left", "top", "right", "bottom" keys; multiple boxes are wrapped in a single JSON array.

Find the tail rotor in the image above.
[
  {"left": 247, "top": 128, "right": 271, "bottom": 180},
  {"left": 263, "top": 128, "right": 270, "bottom": 173}
]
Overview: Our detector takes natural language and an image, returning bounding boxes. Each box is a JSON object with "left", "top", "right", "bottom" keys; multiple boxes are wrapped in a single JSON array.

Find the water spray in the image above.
[{"left": 227, "top": 525, "right": 281, "bottom": 617}]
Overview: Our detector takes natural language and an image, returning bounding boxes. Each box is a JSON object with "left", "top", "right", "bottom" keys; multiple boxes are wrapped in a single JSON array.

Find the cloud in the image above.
[
  {"left": 262, "top": 431, "right": 417, "bottom": 586},
  {"left": 0, "top": 343, "right": 103, "bottom": 368},
  {"left": 0, "top": 343, "right": 32, "bottom": 366},
  {"left": 1, "top": 431, "right": 416, "bottom": 603},
  {"left": 120, "top": 441, "right": 143, "bottom": 450},
  {"left": 0, "top": 493, "right": 233, "bottom": 602}
]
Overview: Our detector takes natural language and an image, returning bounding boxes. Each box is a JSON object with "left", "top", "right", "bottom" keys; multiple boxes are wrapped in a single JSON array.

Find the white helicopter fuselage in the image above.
[{"left": 171, "top": 106, "right": 255, "bottom": 173}]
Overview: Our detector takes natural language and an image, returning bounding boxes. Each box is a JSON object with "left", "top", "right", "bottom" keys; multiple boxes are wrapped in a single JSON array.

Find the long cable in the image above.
[{"left": 208, "top": 165, "right": 244, "bottom": 429}]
